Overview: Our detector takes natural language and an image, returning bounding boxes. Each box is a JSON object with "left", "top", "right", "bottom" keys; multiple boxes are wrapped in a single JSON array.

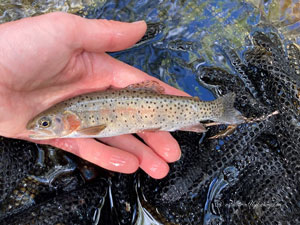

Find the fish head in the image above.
[{"left": 26, "top": 110, "right": 81, "bottom": 140}]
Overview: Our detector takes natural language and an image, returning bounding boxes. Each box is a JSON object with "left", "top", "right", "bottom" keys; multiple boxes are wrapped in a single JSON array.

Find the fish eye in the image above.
[{"left": 38, "top": 117, "right": 52, "bottom": 128}]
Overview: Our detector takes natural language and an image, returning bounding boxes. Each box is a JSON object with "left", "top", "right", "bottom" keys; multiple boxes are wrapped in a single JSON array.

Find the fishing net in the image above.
[{"left": 0, "top": 31, "right": 300, "bottom": 225}]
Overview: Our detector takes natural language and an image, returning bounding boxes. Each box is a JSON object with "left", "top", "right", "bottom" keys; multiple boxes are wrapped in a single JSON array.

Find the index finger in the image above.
[{"left": 69, "top": 14, "right": 147, "bottom": 52}]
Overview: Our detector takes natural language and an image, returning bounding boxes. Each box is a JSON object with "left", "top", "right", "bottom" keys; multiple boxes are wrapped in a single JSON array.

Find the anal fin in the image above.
[
  {"left": 126, "top": 80, "right": 165, "bottom": 94},
  {"left": 77, "top": 125, "right": 106, "bottom": 136},
  {"left": 137, "top": 127, "right": 162, "bottom": 133},
  {"left": 179, "top": 123, "right": 206, "bottom": 132},
  {"left": 209, "top": 124, "right": 237, "bottom": 139}
]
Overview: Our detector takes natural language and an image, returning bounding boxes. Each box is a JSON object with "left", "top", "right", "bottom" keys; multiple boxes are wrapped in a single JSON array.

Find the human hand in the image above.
[{"left": 0, "top": 12, "right": 188, "bottom": 179}]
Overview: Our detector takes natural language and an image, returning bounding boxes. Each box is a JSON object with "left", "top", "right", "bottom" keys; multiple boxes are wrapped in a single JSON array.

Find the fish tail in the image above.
[{"left": 214, "top": 92, "right": 245, "bottom": 124}]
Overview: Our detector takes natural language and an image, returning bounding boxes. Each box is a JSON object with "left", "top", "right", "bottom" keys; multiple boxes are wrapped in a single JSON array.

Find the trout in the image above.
[{"left": 26, "top": 81, "right": 244, "bottom": 140}]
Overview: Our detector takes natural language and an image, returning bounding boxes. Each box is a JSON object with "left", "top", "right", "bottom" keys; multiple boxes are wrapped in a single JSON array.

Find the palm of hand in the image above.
[{"left": 0, "top": 12, "right": 184, "bottom": 179}]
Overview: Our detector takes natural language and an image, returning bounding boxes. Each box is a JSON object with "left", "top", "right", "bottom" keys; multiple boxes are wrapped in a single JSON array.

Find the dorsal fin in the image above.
[{"left": 125, "top": 80, "right": 165, "bottom": 94}]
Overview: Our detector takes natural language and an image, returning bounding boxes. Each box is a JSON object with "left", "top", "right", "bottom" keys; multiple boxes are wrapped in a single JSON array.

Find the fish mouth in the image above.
[{"left": 28, "top": 130, "right": 58, "bottom": 140}]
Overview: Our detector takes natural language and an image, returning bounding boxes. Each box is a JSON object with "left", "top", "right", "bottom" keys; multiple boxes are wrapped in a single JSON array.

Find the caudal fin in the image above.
[{"left": 215, "top": 93, "right": 245, "bottom": 124}]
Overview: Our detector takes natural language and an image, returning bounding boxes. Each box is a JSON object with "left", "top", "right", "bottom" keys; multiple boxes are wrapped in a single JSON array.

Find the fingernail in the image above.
[
  {"left": 131, "top": 20, "right": 145, "bottom": 25},
  {"left": 149, "top": 162, "right": 169, "bottom": 179}
]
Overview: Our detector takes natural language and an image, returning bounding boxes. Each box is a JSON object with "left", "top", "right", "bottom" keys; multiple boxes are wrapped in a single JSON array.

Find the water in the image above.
[
  {"left": 103, "top": 0, "right": 261, "bottom": 99},
  {"left": 203, "top": 167, "right": 239, "bottom": 224},
  {"left": 0, "top": 0, "right": 298, "bottom": 100}
]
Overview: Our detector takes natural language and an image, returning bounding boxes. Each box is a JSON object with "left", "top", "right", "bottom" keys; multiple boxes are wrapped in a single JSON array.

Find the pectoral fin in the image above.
[
  {"left": 77, "top": 125, "right": 106, "bottom": 136},
  {"left": 126, "top": 80, "right": 165, "bottom": 94},
  {"left": 179, "top": 123, "right": 207, "bottom": 132}
]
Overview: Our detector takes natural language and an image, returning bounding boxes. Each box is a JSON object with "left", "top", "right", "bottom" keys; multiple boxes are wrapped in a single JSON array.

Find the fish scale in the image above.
[
  {"left": 60, "top": 91, "right": 208, "bottom": 134},
  {"left": 26, "top": 83, "right": 244, "bottom": 140}
]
